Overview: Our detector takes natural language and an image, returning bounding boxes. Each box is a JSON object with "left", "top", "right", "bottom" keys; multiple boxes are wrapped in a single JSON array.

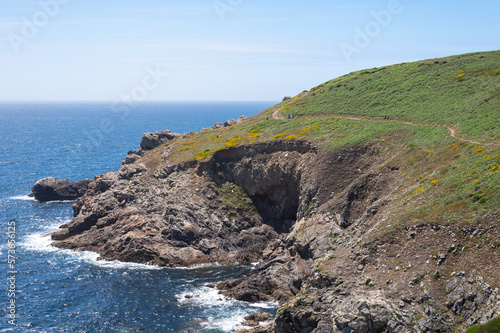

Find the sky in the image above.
[{"left": 0, "top": 0, "right": 498, "bottom": 102}]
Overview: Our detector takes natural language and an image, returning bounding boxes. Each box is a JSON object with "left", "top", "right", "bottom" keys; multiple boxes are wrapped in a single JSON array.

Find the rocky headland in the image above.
[
  {"left": 49, "top": 51, "right": 500, "bottom": 332},
  {"left": 49, "top": 129, "right": 499, "bottom": 333}
]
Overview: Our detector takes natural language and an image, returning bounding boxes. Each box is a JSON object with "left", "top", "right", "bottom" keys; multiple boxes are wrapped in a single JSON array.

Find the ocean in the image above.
[{"left": 0, "top": 102, "right": 278, "bottom": 332}]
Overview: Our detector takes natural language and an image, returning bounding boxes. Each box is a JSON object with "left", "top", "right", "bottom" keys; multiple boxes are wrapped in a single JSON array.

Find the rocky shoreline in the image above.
[{"left": 48, "top": 126, "right": 500, "bottom": 332}]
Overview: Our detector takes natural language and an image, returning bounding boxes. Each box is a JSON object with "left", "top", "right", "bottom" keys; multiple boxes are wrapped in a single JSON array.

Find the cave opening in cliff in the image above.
[{"left": 249, "top": 183, "right": 300, "bottom": 234}]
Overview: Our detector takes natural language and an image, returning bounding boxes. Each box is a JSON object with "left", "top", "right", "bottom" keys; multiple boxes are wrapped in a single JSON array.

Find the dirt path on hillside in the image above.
[
  {"left": 447, "top": 127, "right": 480, "bottom": 145},
  {"left": 272, "top": 107, "right": 284, "bottom": 120},
  {"left": 273, "top": 108, "right": 488, "bottom": 146}
]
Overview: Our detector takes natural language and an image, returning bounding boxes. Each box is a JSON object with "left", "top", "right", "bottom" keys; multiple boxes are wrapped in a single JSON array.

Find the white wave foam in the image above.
[
  {"left": 21, "top": 232, "right": 59, "bottom": 253},
  {"left": 177, "top": 284, "right": 277, "bottom": 309},
  {"left": 176, "top": 285, "right": 277, "bottom": 332},
  {"left": 249, "top": 301, "right": 279, "bottom": 309},
  {"left": 42, "top": 199, "right": 76, "bottom": 204},
  {"left": 177, "top": 285, "right": 230, "bottom": 306},
  {"left": 7, "top": 195, "right": 75, "bottom": 203},
  {"left": 21, "top": 229, "right": 162, "bottom": 271},
  {"left": 78, "top": 252, "right": 162, "bottom": 270},
  {"left": 203, "top": 311, "right": 252, "bottom": 332},
  {"left": 8, "top": 195, "right": 35, "bottom": 201},
  {"left": 173, "top": 262, "right": 224, "bottom": 270}
]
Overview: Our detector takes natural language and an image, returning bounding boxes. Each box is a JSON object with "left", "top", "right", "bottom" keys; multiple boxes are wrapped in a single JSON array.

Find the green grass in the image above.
[
  {"left": 283, "top": 51, "right": 500, "bottom": 141},
  {"left": 387, "top": 141, "right": 500, "bottom": 226},
  {"left": 219, "top": 182, "right": 257, "bottom": 216},
  {"left": 465, "top": 316, "right": 500, "bottom": 333}
]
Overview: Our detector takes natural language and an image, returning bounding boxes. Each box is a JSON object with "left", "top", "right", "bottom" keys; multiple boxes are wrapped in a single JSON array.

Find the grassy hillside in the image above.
[
  {"left": 147, "top": 50, "right": 500, "bottom": 230},
  {"left": 283, "top": 51, "right": 500, "bottom": 141}
]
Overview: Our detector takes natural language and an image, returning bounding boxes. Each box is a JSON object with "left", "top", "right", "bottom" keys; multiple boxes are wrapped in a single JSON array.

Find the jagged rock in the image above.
[
  {"left": 31, "top": 177, "right": 92, "bottom": 202},
  {"left": 122, "top": 153, "right": 141, "bottom": 165},
  {"left": 241, "top": 311, "right": 274, "bottom": 327},
  {"left": 217, "top": 237, "right": 310, "bottom": 304},
  {"left": 139, "top": 130, "right": 179, "bottom": 150},
  {"left": 211, "top": 122, "right": 224, "bottom": 129},
  {"left": 117, "top": 164, "right": 147, "bottom": 180},
  {"left": 437, "top": 253, "right": 447, "bottom": 265},
  {"left": 224, "top": 119, "right": 237, "bottom": 127}
]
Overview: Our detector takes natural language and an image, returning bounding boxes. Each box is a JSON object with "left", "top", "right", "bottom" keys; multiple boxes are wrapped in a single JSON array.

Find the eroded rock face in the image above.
[
  {"left": 31, "top": 177, "right": 92, "bottom": 202},
  {"left": 51, "top": 141, "right": 319, "bottom": 268},
  {"left": 49, "top": 137, "right": 500, "bottom": 333}
]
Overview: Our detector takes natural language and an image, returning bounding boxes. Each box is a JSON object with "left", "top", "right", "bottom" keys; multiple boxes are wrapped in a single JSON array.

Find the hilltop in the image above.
[{"left": 51, "top": 51, "right": 500, "bottom": 332}]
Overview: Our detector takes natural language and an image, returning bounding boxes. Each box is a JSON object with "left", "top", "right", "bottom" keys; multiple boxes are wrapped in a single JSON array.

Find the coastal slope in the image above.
[{"left": 52, "top": 51, "right": 500, "bottom": 332}]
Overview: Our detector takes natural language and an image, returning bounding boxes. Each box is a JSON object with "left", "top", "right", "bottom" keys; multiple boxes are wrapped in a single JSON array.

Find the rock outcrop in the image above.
[
  {"left": 31, "top": 177, "right": 92, "bottom": 202},
  {"left": 201, "top": 115, "right": 248, "bottom": 132},
  {"left": 50, "top": 130, "right": 500, "bottom": 333},
  {"left": 51, "top": 140, "right": 320, "bottom": 267},
  {"left": 139, "top": 130, "right": 180, "bottom": 150}
]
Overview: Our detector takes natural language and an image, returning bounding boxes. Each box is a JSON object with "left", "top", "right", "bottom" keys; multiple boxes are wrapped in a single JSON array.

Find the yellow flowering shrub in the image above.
[
  {"left": 301, "top": 126, "right": 319, "bottom": 134},
  {"left": 193, "top": 150, "right": 212, "bottom": 160},
  {"left": 467, "top": 170, "right": 477, "bottom": 177},
  {"left": 454, "top": 69, "right": 466, "bottom": 79},
  {"left": 413, "top": 187, "right": 425, "bottom": 195},
  {"left": 225, "top": 137, "right": 242, "bottom": 148}
]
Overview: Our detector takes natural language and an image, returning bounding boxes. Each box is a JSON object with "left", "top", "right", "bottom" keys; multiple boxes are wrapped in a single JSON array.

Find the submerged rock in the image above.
[{"left": 31, "top": 177, "right": 92, "bottom": 202}]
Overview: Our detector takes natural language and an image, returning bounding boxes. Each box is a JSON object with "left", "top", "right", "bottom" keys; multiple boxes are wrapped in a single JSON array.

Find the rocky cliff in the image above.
[
  {"left": 50, "top": 125, "right": 500, "bottom": 333},
  {"left": 49, "top": 51, "right": 500, "bottom": 332}
]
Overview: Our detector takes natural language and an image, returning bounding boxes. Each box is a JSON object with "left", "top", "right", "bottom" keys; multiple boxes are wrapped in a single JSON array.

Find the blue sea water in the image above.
[{"left": 0, "top": 102, "right": 278, "bottom": 332}]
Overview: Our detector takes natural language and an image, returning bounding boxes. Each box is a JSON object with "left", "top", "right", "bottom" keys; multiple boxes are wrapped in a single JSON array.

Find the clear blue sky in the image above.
[{"left": 0, "top": 0, "right": 498, "bottom": 102}]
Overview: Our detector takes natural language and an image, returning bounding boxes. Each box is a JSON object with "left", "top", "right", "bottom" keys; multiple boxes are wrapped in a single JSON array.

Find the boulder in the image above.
[
  {"left": 224, "top": 119, "right": 237, "bottom": 127},
  {"left": 139, "top": 130, "right": 179, "bottom": 150},
  {"left": 241, "top": 311, "right": 274, "bottom": 326},
  {"left": 31, "top": 177, "right": 92, "bottom": 202}
]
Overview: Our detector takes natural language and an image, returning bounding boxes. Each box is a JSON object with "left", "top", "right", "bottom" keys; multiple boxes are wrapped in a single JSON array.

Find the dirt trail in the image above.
[
  {"left": 447, "top": 127, "right": 480, "bottom": 145},
  {"left": 273, "top": 107, "right": 486, "bottom": 146},
  {"left": 272, "top": 107, "right": 284, "bottom": 120}
]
